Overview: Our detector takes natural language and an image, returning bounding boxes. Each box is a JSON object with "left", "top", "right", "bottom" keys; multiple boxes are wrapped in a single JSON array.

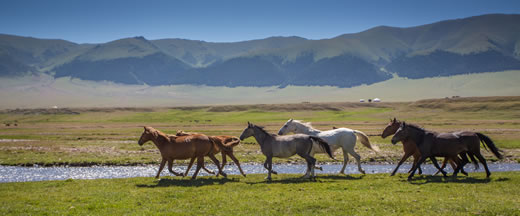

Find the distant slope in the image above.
[
  {"left": 1, "top": 14, "right": 520, "bottom": 87},
  {"left": 1, "top": 70, "right": 519, "bottom": 109}
]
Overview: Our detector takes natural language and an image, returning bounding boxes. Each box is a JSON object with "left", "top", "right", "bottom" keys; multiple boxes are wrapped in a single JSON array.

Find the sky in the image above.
[{"left": 1, "top": 0, "right": 519, "bottom": 44}]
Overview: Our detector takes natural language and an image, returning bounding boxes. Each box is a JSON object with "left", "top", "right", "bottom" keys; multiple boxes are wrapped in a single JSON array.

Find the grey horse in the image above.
[{"left": 239, "top": 122, "right": 334, "bottom": 181}]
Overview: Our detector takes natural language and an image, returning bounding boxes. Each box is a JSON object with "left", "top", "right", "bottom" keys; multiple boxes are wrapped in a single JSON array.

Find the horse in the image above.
[
  {"left": 391, "top": 122, "right": 503, "bottom": 180},
  {"left": 278, "top": 119, "right": 379, "bottom": 175},
  {"left": 138, "top": 126, "right": 227, "bottom": 179},
  {"left": 176, "top": 130, "right": 246, "bottom": 177},
  {"left": 239, "top": 122, "right": 334, "bottom": 181},
  {"left": 382, "top": 118, "right": 468, "bottom": 176}
]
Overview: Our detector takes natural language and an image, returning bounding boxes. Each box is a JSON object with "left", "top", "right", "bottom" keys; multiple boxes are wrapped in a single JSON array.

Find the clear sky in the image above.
[{"left": 1, "top": 0, "right": 519, "bottom": 44}]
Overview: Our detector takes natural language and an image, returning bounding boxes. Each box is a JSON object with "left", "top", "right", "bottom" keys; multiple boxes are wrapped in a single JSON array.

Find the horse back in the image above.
[{"left": 163, "top": 135, "right": 214, "bottom": 159}]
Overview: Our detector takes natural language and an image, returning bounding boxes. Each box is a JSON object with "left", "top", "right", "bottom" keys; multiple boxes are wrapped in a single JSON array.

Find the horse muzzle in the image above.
[{"left": 390, "top": 138, "right": 398, "bottom": 145}]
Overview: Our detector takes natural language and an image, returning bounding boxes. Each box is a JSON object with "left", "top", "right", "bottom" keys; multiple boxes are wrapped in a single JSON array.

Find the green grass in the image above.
[{"left": 0, "top": 173, "right": 519, "bottom": 215}]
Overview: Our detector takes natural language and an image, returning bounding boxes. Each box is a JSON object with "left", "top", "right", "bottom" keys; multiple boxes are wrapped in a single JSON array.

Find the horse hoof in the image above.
[
  {"left": 360, "top": 171, "right": 366, "bottom": 175},
  {"left": 272, "top": 171, "right": 278, "bottom": 175}
]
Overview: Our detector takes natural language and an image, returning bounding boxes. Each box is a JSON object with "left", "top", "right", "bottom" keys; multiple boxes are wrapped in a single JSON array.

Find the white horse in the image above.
[{"left": 278, "top": 119, "right": 379, "bottom": 174}]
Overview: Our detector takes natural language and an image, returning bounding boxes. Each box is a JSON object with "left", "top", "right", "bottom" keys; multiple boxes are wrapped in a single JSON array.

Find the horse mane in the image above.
[
  {"left": 405, "top": 123, "right": 425, "bottom": 132},
  {"left": 252, "top": 124, "right": 277, "bottom": 137},
  {"left": 292, "top": 120, "right": 314, "bottom": 129}
]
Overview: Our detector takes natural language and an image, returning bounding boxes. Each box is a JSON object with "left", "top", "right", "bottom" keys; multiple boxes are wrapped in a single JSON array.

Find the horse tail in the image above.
[
  {"left": 221, "top": 137, "right": 241, "bottom": 148},
  {"left": 353, "top": 130, "right": 380, "bottom": 153},
  {"left": 310, "top": 136, "right": 335, "bottom": 160},
  {"left": 476, "top": 132, "right": 503, "bottom": 159},
  {"left": 208, "top": 136, "right": 231, "bottom": 153}
]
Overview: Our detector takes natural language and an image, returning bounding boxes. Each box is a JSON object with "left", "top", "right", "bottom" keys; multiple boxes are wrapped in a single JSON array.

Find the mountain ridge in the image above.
[{"left": 1, "top": 13, "right": 520, "bottom": 87}]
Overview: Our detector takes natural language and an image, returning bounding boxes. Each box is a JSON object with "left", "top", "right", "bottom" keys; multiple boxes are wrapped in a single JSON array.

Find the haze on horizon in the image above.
[{"left": 1, "top": 0, "right": 519, "bottom": 44}]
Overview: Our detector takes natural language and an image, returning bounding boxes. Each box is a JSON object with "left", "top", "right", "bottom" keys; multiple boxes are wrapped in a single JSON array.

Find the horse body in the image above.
[
  {"left": 138, "top": 126, "right": 226, "bottom": 179},
  {"left": 278, "top": 119, "right": 378, "bottom": 174},
  {"left": 176, "top": 130, "right": 246, "bottom": 177},
  {"left": 240, "top": 122, "right": 334, "bottom": 181}
]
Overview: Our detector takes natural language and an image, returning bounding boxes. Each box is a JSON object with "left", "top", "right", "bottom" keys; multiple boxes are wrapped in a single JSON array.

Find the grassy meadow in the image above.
[
  {"left": 0, "top": 96, "right": 519, "bottom": 166},
  {"left": 0, "top": 173, "right": 519, "bottom": 215}
]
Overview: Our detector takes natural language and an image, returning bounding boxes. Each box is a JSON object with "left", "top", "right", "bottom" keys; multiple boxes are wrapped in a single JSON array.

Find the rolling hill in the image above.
[{"left": 1, "top": 14, "right": 520, "bottom": 87}]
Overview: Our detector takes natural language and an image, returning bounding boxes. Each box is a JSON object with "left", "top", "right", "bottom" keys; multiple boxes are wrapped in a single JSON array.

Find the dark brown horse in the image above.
[
  {"left": 138, "top": 126, "right": 226, "bottom": 179},
  {"left": 382, "top": 118, "right": 467, "bottom": 176},
  {"left": 391, "top": 122, "right": 503, "bottom": 180},
  {"left": 176, "top": 130, "right": 246, "bottom": 177}
]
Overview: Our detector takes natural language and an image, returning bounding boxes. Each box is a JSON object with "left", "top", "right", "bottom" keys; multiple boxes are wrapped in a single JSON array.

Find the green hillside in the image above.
[{"left": 1, "top": 14, "right": 520, "bottom": 87}]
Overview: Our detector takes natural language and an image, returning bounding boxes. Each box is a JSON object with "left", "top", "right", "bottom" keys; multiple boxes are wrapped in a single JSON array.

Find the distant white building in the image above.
[
  {"left": 359, "top": 99, "right": 365, "bottom": 102},
  {"left": 373, "top": 98, "right": 381, "bottom": 102}
]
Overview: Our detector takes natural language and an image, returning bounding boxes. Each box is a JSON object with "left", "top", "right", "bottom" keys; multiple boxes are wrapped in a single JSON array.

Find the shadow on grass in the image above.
[
  {"left": 136, "top": 177, "right": 239, "bottom": 188},
  {"left": 406, "top": 175, "right": 502, "bottom": 185},
  {"left": 245, "top": 174, "right": 364, "bottom": 185}
]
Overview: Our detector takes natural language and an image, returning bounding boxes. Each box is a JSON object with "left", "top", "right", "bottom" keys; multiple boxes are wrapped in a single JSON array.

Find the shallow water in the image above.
[{"left": 1, "top": 163, "right": 519, "bottom": 183}]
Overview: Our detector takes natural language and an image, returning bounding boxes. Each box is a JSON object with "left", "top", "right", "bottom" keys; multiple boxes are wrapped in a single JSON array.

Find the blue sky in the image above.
[{"left": 1, "top": 0, "right": 519, "bottom": 43}]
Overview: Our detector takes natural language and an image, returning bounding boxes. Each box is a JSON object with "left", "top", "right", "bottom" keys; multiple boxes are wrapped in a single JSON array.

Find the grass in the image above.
[
  {"left": 0, "top": 96, "right": 519, "bottom": 166},
  {"left": 0, "top": 172, "right": 519, "bottom": 215}
]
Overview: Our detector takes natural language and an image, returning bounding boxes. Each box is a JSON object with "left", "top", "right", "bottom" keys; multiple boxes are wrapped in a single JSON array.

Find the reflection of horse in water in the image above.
[
  {"left": 240, "top": 122, "right": 334, "bottom": 181},
  {"left": 176, "top": 130, "right": 246, "bottom": 177},
  {"left": 391, "top": 122, "right": 503, "bottom": 180},
  {"left": 138, "top": 126, "right": 226, "bottom": 179},
  {"left": 278, "top": 119, "right": 379, "bottom": 175}
]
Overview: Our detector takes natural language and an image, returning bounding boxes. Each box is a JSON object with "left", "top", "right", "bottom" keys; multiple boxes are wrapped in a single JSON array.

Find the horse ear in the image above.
[
  {"left": 289, "top": 118, "right": 293, "bottom": 122},
  {"left": 402, "top": 121, "right": 406, "bottom": 127},
  {"left": 393, "top": 117, "right": 396, "bottom": 122}
]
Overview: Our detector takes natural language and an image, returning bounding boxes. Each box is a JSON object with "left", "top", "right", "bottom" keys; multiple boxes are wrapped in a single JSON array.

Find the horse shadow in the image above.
[
  {"left": 136, "top": 177, "right": 240, "bottom": 188},
  {"left": 406, "top": 175, "right": 504, "bottom": 185},
  {"left": 245, "top": 174, "right": 364, "bottom": 185}
]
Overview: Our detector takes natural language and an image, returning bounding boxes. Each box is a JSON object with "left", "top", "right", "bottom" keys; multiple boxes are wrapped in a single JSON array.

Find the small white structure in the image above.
[
  {"left": 373, "top": 98, "right": 381, "bottom": 102},
  {"left": 359, "top": 99, "right": 365, "bottom": 102},
  {"left": 52, "top": 106, "right": 59, "bottom": 109}
]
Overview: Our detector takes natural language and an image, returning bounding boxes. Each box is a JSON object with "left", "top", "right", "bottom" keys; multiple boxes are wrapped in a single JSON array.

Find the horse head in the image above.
[
  {"left": 239, "top": 122, "right": 255, "bottom": 141},
  {"left": 382, "top": 117, "right": 400, "bottom": 138},
  {"left": 391, "top": 121, "right": 409, "bottom": 144},
  {"left": 277, "top": 119, "right": 296, "bottom": 135},
  {"left": 138, "top": 126, "right": 158, "bottom": 146}
]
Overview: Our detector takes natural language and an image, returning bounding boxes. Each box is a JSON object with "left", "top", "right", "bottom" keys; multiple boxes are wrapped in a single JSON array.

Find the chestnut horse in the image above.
[
  {"left": 382, "top": 118, "right": 467, "bottom": 176},
  {"left": 176, "top": 130, "right": 246, "bottom": 177},
  {"left": 138, "top": 126, "right": 226, "bottom": 179}
]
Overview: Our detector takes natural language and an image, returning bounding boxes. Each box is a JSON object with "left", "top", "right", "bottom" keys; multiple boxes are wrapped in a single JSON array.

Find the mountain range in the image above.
[{"left": 1, "top": 14, "right": 520, "bottom": 87}]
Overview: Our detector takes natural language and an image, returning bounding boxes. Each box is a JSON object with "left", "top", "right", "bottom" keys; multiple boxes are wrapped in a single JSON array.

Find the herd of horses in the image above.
[{"left": 138, "top": 118, "right": 503, "bottom": 181}]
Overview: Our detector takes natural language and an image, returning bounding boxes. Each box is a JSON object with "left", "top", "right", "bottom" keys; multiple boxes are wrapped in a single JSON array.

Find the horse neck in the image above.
[
  {"left": 407, "top": 127, "right": 425, "bottom": 144},
  {"left": 295, "top": 123, "right": 321, "bottom": 135},
  {"left": 151, "top": 133, "right": 171, "bottom": 149},
  {"left": 252, "top": 126, "right": 272, "bottom": 146}
]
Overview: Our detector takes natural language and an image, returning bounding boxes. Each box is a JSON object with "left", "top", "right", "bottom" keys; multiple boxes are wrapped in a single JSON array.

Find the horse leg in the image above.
[
  {"left": 228, "top": 152, "right": 246, "bottom": 177},
  {"left": 411, "top": 151, "right": 423, "bottom": 175},
  {"left": 312, "top": 152, "right": 323, "bottom": 171},
  {"left": 155, "top": 158, "right": 166, "bottom": 179},
  {"left": 348, "top": 149, "right": 365, "bottom": 174},
  {"left": 298, "top": 153, "right": 316, "bottom": 179},
  {"left": 167, "top": 159, "right": 183, "bottom": 176},
  {"left": 339, "top": 149, "right": 350, "bottom": 174},
  {"left": 475, "top": 152, "right": 491, "bottom": 178},
  {"left": 434, "top": 157, "right": 449, "bottom": 176},
  {"left": 202, "top": 165, "right": 216, "bottom": 175},
  {"left": 221, "top": 151, "right": 227, "bottom": 171},
  {"left": 264, "top": 158, "right": 277, "bottom": 175},
  {"left": 191, "top": 156, "right": 204, "bottom": 180},
  {"left": 408, "top": 156, "right": 427, "bottom": 180},
  {"left": 391, "top": 151, "right": 414, "bottom": 176},
  {"left": 457, "top": 153, "right": 469, "bottom": 176},
  {"left": 265, "top": 156, "right": 273, "bottom": 181},
  {"left": 184, "top": 157, "right": 196, "bottom": 177},
  {"left": 208, "top": 154, "right": 227, "bottom": 178},
  {"left": 429, "top": 157, "right": 447, "bottom": 177}
]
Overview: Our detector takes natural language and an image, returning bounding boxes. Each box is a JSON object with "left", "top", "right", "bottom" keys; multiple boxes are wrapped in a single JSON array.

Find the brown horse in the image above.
[
  {"left": 382, "top": 118, "right": 467, "bottom": 176},
  {"left": 176, "top": 130, "right": 246, "bottom": 177},
  {"left": 391, "top": 122, "right": 503, "bottom": 180},
  {"left": 138, "top": 126, "right": 226, "bottom": 179}
]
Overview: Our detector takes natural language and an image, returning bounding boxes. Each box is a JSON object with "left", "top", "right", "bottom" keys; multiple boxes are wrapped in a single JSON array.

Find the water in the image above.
[{"left": 1, "top": 163, "right": 519, "bottom": 183}]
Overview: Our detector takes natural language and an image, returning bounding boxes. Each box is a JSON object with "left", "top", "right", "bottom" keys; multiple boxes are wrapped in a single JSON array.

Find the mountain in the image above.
[{"left": 1, "top": 14, "right": 520, "bottom": 87}]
